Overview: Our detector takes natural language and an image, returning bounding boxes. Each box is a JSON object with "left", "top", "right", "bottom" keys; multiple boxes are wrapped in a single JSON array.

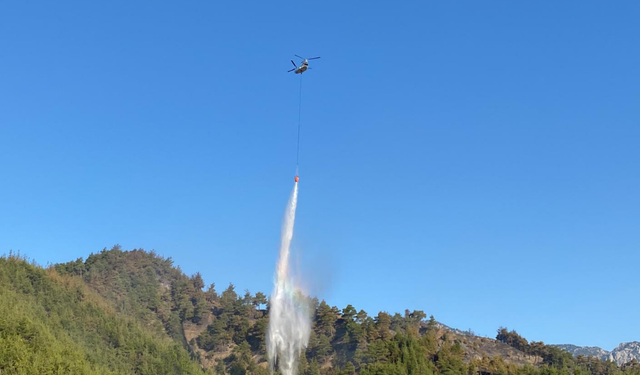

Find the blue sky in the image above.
[{"left": 1, "top": 1, "right": 638, "bottom": 350}]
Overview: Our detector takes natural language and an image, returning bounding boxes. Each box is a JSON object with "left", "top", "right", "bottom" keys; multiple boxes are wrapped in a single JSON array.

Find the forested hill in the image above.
[
  {"left": 1, "top": 247, "right": 639, "bottom": 375},
  {"left": 0, "top": 250, "right": 205, "bottom": 374}
]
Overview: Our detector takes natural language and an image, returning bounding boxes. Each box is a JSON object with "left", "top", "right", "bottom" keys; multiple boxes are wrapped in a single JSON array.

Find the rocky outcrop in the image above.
[{"left": 609, "top": 342, "right": 640, "bottom": 366}]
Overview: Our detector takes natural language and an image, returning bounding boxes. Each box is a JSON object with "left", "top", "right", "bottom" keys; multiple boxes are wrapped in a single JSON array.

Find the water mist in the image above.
[{"left": 267, "top": 183, "right": 311, "bottom": 375}]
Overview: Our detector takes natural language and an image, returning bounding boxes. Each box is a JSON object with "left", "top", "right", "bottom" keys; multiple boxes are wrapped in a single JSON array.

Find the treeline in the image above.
[
  {"left": 4, "top": 247, "right": 640, "bottom": 375},
  {"left": 195, "top": 285, "right": 464, "bottom": 375},
  {"left": 197, "top": 287, "right": 640, "bottom": 375}
]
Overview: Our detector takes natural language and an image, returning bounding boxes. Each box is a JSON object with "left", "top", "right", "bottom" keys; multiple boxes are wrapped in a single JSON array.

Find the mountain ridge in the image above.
[{"left": 555, "top": 342, "right": 640, "bottom": 365}]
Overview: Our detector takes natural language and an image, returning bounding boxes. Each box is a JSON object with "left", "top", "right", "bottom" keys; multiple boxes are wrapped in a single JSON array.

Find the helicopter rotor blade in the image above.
[
  {"left": 287, "top": 68, "right": 296, "bottom": 72},
  {"left": 307, "top": 57, "right": 321, "bottom": 60},
  {"left": 294, "top": 54, "right": 305, "bottom": 60},
  {"left": 290, "top": 60, "right": 297, "bottom": 67}
]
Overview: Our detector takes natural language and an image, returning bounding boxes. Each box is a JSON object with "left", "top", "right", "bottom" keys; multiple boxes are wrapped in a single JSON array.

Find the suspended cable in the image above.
[{"left": 296, "top": 73, "right": 302, "bottom": 175}]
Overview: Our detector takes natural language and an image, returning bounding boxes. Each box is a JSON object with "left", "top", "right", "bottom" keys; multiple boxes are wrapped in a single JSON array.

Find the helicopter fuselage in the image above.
[{"left": 288, "top": 56, "right": 319, "bottom": 74}]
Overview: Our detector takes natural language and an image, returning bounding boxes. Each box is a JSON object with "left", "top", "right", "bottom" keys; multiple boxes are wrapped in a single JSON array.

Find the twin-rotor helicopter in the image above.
[
  {"left": 288, "top": 54, "right": 320, "bottom": 184},
  {"left": 288, "top": 55, "right": 321, "bottom": 74}
]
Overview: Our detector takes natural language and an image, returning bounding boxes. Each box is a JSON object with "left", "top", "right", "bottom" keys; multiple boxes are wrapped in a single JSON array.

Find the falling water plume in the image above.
[{"left": 267, "top": 183, "right": 311, "bottom": 375}]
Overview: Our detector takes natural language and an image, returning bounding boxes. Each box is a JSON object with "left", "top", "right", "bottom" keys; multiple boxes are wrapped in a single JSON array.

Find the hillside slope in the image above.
[{"left": 0, "top": 252, "right": 208, "bottom": 374}]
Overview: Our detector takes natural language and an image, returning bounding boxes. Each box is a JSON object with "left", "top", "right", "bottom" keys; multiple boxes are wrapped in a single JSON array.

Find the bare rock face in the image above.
[
  {"left": 555, "top": 344, "right": 610, "bottom": 359},
  {"left": 609, "top": 342, "right": 640, "bottom": 365}
]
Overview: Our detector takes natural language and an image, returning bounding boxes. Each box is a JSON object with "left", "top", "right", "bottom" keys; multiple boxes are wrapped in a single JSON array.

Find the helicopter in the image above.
[{"left": 288, "top": 55, "right": 321, "bottom": 74}]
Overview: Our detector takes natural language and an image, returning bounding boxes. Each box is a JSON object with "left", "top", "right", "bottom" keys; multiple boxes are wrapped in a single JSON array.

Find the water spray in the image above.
[{"left": 267, "top": 183, "right": 311, "bottom": 375}]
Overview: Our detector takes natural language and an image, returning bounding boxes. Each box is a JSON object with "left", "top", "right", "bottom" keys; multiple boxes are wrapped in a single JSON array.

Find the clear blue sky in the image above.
[{"left": 1, "top": 1, "right": 638, "bottom": 350}]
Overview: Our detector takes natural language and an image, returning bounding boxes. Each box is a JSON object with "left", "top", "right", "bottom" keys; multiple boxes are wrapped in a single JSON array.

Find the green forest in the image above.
[{"left": 1, "top": 247, "right": 638, "bottom": 375}]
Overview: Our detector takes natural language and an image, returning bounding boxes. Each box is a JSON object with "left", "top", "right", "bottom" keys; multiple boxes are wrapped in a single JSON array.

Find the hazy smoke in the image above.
[{"left": 267, "top": 183, "right": 312, "bottom": 375}]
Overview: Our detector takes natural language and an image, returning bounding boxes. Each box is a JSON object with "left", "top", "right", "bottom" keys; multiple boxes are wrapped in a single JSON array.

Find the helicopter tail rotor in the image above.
[{"left": 287, "top": 60, "right": 297, "bottom": 72}]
